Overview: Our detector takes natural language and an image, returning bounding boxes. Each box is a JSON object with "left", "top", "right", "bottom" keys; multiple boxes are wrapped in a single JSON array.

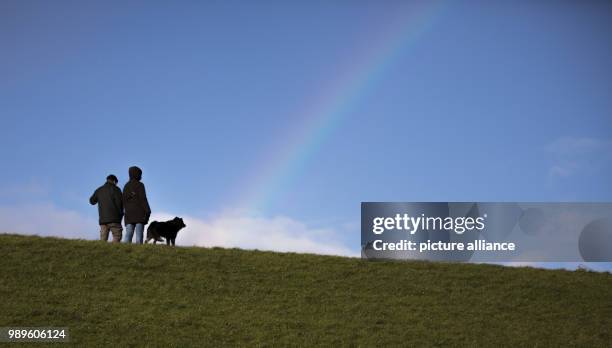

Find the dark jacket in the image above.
[
  {"left": 123, "top": 166, "right": 151, "bottom": 225},
  {"left": 90, "top": 181, "right": 123, "bottom": 225}
]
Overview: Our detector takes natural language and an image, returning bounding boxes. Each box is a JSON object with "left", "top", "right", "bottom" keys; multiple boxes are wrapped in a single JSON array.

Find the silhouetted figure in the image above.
[
  {"left": 122, "top": 166, "right": 151, "bottom": 244},
  {"left": 89, "top": 174, "right": 123, "bottom": 243}
]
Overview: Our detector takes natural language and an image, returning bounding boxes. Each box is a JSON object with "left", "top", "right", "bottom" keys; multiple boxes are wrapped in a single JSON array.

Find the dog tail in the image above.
[{"left": 146, "top": 221, "right": 157, "bottom": 242}]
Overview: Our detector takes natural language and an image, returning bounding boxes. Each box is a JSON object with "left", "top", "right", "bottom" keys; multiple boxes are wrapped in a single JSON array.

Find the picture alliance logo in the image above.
[{"left": 372, "top": 213, "right": 488, "bottom": 235}]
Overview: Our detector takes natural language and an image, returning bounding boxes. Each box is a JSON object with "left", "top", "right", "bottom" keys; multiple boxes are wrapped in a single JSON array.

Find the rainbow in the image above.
[{"left": 240, "top": 2, "right": 447, "bottom": 213}]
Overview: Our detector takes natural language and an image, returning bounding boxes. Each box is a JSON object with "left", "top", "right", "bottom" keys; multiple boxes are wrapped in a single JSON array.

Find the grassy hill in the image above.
[{"left": 0, "top": 234, "right": 610, "bottom": 347}]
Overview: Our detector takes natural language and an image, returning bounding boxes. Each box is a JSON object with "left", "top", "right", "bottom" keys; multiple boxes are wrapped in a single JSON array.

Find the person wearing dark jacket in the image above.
[
  {"left": 122, "top": 166, "right": 151, "bottom": 244},
  {"left": 90, "top": 174, "right": 123, "bottom": 242}
]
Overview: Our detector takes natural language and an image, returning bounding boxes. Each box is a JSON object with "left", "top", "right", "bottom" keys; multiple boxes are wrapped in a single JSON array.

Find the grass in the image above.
[{"left": 0, "top": 234, "right": 610, "bottom": 347}]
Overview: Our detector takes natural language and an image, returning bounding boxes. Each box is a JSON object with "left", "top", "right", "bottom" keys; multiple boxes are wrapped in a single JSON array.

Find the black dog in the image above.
[{"left": 145, "top": 217, "right": 186, "bottom": 246}]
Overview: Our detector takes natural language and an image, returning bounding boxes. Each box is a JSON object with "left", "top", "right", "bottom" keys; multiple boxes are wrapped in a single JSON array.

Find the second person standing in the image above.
[{"left": 123, "top": 166, "right": 151, "bottom": 244}]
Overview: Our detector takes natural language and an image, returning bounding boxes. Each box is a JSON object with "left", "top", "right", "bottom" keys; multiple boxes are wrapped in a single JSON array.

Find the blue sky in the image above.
[{"left": 1, "top": 1, "right": 611, "bottom": 263}]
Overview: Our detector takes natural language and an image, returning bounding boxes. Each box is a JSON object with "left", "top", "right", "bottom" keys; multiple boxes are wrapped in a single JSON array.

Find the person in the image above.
[
  {"left": 122, "top": 166, "right": 151, "bottom": 244},
  {"left": 89, "top": 174, "right": 123, "bottom": 242}
]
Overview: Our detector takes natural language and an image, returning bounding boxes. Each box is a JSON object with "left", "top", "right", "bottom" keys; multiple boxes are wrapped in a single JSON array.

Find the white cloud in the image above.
[
  {"left": 0, "top": 203, "right": 96, "bottom": 239},
  {"left": 151, "top": 212, "right": 358, "bottom": 257}
]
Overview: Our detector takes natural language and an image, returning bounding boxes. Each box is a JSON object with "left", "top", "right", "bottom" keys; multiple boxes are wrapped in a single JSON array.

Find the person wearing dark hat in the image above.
[
  {"left": 122, "top": 166, "right": 151, "bottom": 244},
  {"left": 89, "top": 174, "right": 124, "bottom": 242}
]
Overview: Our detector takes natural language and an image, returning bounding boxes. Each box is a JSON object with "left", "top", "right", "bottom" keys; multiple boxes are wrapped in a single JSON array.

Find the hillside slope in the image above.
[{"left": 0, "top": 234, "right": 610, "bottom": 346}]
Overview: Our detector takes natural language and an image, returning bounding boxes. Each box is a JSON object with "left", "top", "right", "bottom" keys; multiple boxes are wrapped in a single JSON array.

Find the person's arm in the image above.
[
  {"left": 140, "top": 183, "right": 151, "bottom": 221},
  {"left": 89, "top": 189, "right": 98, "bottom": 205},
  {"left": 122, "top": 184, "right": 128, "bottom": 206},
  {"left": 113, "top": 187, "right": 124, "bottom": 218}
]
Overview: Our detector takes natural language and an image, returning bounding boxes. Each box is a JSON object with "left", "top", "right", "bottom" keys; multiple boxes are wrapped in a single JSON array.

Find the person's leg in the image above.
[
  {"left": 123, "top": 224, "right": 134, "bottom": 243},
  {"left": 109, "top": 223, "right": 123, "bottom": 243},
  {"left": 135, "top": 223, "right": 144, "bottom": 244},
  {"left": 100, "top": 224, "right": 110, "bottom": 242}
]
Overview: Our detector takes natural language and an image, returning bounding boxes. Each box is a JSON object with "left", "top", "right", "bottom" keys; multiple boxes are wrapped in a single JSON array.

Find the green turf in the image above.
[{"left": 0, "top": 234, "right": 610, "bottom": 347}]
